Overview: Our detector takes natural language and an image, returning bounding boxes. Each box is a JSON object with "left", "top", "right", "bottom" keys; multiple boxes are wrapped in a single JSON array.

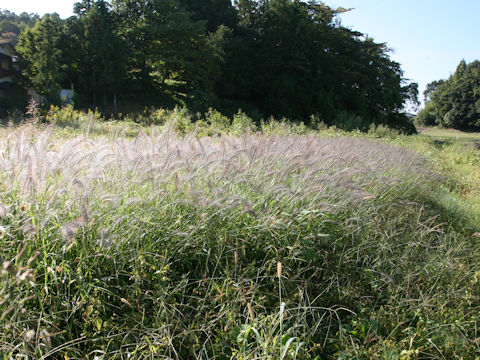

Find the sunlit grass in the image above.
[
  {"left": 0, "top": 117, "right": 479, "bottom": 358},
  {"left": 418, "top": 126, "right": 480, "bottom": 143}
]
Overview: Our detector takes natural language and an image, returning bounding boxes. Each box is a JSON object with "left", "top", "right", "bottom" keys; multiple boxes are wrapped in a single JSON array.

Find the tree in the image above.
[
  {"left": 16, "top": 14, "right": 66, "bottom": 104},
  {"left": 417, "top": 60, "right": 480, "bottom": 129},
  {"left": 217, "top": 0, "right": 415, "bottom": 131},
  {"left": 0, "top": 10, "right": 39, "bottom": 44},
  {"left": 423, "top": 80, "right": 444, "bottom": 104},
  {"left": 223, "top": 0, "right": 347, "bottom": 119},
  {"left": 66, "top": 0, "right": 126, "bottom": 107},
  {"left": 112, "top": 0, "right": 220, "bottom": 100},
  {"left": 12, "top": 0, "right": 418, "bottom": 132},
  {"left": 179, "top": 0, "right": 238, "bottom": 32},
  {"left": 404, "top": 82, "right": 420, "bottom": 113}
]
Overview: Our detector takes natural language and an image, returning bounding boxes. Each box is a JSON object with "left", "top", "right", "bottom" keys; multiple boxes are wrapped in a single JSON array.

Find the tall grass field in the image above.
[{"left": 0, "top": 114, "right": 479, "bottom": 359}]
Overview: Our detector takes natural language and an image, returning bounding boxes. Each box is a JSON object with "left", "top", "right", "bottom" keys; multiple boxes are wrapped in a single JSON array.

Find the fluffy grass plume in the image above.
[{"left": 0, "top": 124, "right": 478, "bottom": 359}]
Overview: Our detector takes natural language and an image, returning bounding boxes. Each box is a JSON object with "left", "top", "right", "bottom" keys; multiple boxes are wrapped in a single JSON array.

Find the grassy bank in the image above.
[
  {"left": 398, "top": 128, "right": 480, "bottom": 226},
  {"left": 0, "top": 118, "right": 479, "bottom": 359}
]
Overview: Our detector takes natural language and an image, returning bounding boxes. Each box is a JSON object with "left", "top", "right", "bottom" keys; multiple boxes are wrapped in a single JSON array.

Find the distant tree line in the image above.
[
  {"left": 0, "top": 10, "right": 39, "bottom": 45},
  {"left": 416, "top": 59, "right": 480, "bottom": 130},
  {"left": 5, "top": 1, "right": 419, "bottom": 131}
]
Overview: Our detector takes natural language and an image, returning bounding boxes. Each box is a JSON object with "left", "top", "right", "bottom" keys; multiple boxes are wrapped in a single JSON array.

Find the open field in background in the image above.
[
  {"left": 407, "top": 128, "right": 480, "bottom": 225},
  {"left": 0, "top": 116, "right": 479, "bottom": 359},
  {"left": 418, "top": 127, "right": 480, "bottom": 144}
]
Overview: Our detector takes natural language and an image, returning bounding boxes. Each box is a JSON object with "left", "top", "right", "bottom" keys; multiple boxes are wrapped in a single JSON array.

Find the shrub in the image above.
[
  {"left": 368, "top": 123, "right": 403, "bottom": 138},
  {"left": 164, "top": 106, "right": 194, "bottom": 135},
  {"left": 205, "top": 107, "right": 230, "bottom": 132},
  {"left": 415, "top": 101, "right": 437, "bottom": 127},
  {"left": 231, "top": 110, "right": 257, "bottom": 135},
  {"left": 332, "top": 111, "right": 367, "bottom": 131},
  {"left": 45, "top": 104, "right": 105, "bottom": 130}
]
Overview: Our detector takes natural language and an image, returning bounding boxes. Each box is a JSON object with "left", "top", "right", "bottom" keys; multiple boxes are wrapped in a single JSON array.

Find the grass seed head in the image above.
[
  {"left": 1, "top": 261, "right": 12, "bottom": 274},
  {"left": 21, "top": 223, "right": 36, "bottom": 237},
  {"left": 0, "top": 124, "right": 452, "bottom": 357},
  {"left": 19, "top": 202, "right": 30, "bottom": 212},
  {"left": 247, "top": 302, "right": 255, "bottom": 322},
  {"left": 0, "top": 205, "right": 8, "bottom": 218},
  {"left": 60, "top": 221, "right": 82, "bottom": 241},
  {"left": 24, "top": 329, "right": 35, "bottom": 342}
]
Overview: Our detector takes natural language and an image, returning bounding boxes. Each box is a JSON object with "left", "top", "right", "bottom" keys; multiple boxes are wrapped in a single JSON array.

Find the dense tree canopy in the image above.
[
  {"left": 67, "top": 0, "right": 126, "bottom": 107},
  {"left": 16, "top": 14, "right": 65, "bottom": 103},
  {"left": 416, "top": 60, "right": 480, "bottom": 130},
  {"left": 216, "top": 0, "right": 416, "bottom": 131},
  {"left": 8, "top": 0, "right": 418, "bottom": 131},
  {"left": 0, "top": 10, "right": 38, "bottom": 44}
]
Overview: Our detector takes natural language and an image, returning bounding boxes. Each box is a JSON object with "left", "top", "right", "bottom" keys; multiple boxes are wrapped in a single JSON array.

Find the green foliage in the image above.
[
  {"left": 140, "top": 108, "right": 171, "bottom": 126},
  {"left": 9, "top": 0, "right": 417, "bottom": 131},
  {"left": 333, "top": 111, "right": 367, "bottom": 132},
  {"left": 423, "top": 79, "right": 445, "bottom": 104},
  {"left": 368, "top": 123, "right": 403, "bottom": 138},
  {"left": 261, "top": 117, "right": 310, "bottom": 135},
  {"left": 16, "top": 14, "right": 65, "bottom": 103},
  {"left": 217, "top": 0, "right": 417, "bottom": 128},
  {"left": 38, "top": 104, "right": 418, "bottom": 138},
  {"left": 113, "top": 0, "right": 217, "bottom": 96},
  {"left": 414, "top": 101, "right": 437, "bottom": 127},
  {"left": 0, "top": 10, "right": 39, "bottom": 44},
  {"left": 179, "top": 0, "right": 238, "bottom": 32},
  {"left": 65, "top": 0, "right": 126, "bottom": 108},
  {"left": 204, "top": 107, "right": 230, "bottom": 131},
  {"left": 417, "top": 60, "right": 480, "bottom": 130},
  {"left": 45, "top": 104, "right": 104, "bottom": 126},
  {"left": 231, "top": 110, "right": 257, "bottom": 134},
  {"left": 164, "top": 106, "right": 195, "bottom": 134}
]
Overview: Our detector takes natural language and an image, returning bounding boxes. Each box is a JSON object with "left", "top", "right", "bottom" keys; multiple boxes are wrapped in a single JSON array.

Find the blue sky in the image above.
[
  {"left": 336, "top": 0, "right": 480, "bottom": 103},
  {"left": 2, "top": 0, "right": 479, "bottom": 106}
]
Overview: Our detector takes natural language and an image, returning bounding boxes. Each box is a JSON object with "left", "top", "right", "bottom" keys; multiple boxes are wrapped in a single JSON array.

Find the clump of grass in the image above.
[
  {"left": 0, "top": 124, "right": 478, "bottom": 358},
  {"left": 395, "top": 133, "right": 480, "bottom": 227}
]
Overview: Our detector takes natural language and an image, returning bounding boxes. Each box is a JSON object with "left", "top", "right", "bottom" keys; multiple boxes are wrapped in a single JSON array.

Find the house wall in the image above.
[
  {"left": 0, "top": 46, "right": 9, "bottom": 57},
  {"left": 0, "top": 42, "right": 28, "bottom": 112}
]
